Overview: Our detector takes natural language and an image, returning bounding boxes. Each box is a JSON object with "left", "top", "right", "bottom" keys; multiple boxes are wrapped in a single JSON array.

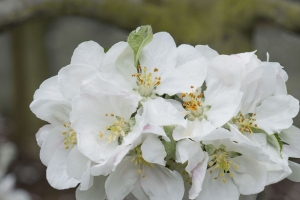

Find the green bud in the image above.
[
  {"left": 127, "top": 25, "right": 153, "bottom": 66},
  {"left": 205, "top": 144, "right": 216, "bottom": 156}
]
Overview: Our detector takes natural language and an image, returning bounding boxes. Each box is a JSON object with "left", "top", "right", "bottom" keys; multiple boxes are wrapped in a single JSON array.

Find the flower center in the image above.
[
  {"left": 182, "top": 87, "right": 209, "bottom": 121},
  {"left": 235, "top": 113, "right": 257, "bottom": 133},
  {"left": 62, "top": 123, "right": 77, "bottom": 149},
  {"left": 208, "top": 146, "right": 239, "bottom": 183},
  {"left": 132, "top": 65, "right": 161, "bottom": 97},
  {"left": 131, "top": 147, "right": 154, "bottom": 178},
  {"left": 100, "top": 114, "right": 131, "bottom": 143}
]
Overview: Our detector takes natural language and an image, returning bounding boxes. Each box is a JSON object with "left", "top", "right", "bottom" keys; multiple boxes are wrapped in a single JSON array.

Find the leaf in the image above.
[
  {"left": 267, "top": 133, "right": 283, "bottom": 157},
  {"left": 162, "top": 126, "right": 176, "bottom": 161},
  {"left": 127, "top": 25, "right": 153, "bottom": 66}
]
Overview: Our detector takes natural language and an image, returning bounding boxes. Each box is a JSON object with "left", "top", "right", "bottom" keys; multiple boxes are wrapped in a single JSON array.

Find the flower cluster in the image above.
[{"left": 30, "top": 26, "right": 300, "bottom": 200}]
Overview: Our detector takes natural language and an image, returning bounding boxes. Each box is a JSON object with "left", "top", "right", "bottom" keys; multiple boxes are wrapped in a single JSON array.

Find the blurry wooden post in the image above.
[{"left": 10, "top": 19, "right": 48, "bottom": 161}]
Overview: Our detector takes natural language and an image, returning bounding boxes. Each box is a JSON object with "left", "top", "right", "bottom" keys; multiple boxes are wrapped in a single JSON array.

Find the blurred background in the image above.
[{"left": 0, "top": 0, "right": 300, "bottom": 199}]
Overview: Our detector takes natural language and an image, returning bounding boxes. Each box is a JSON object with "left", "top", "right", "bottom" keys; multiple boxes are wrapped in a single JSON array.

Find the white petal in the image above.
[
  {"left": 205, "top": 55, "right": 245, "bottom": 98},
  {"left": 287, "top": 161, "right": 300, "bottom": 182},
  {"left": 185, "top": 142, "right": 205, "bottom": 174},
  {"left": 201, "top": 127, "right": 233, "bottom": 141},
  {"left": 91, "top": 145, "right": 131, "bottom": 176},
  {"left": 173, "top": 119, "right": 215, "bottom": 141},
  {"left": 176, "top": 44, "right": 204, "bottom": 67},
  {"left": 77, "top": 131, "right": 117, "bottom": 163},
  {"left": 105, "top": 157, "right": 139, "bottom": 200},
  {"left": 71, "top": 93, "right": 138, "bottom": 134},
  {"left": 33, "top": 76, "right": 66, "bottom": 101},
  {"left": 279, "top": 125, "right": 300, "bottom": 151},
  {"left": 101, "top": 42, "right": 133, "bottom": 74},
  {"left": 195, "top": 45, "right": 219, "bottom": 60},
  {"left": 132, "top": 179, "right": 150, "bottom": 200},
  {"left": 141, "top": 165, "right": 184, "bottom": 200},
  {"left": 176, "top": 139, "right": 194, "bottom": 163},
  {"left": 30, "top": 99, "right": 71, "bottom": 125},
  {"left": 240, "top": 65, "right": 276, "bottom": 114},
  {"left": 141, "top": 97, "right": 186, "bottom": 127},
  {"left": 46, "top": 144, "right": 79, "bottom": 189},
  {"left": 40, "top": 126, "right": 66, "bottom": 166},
  {"left": 274, "top": 74, "right": 287, "bottom": 95},
  {"left": 265, "top": 161, "right": 291, "bottom": 185},
  {"left": 36, "top": 124, "right": 54, "bottom": 147},
  {"left": 196, "top": 170, "right": 239, "bottom": 200},
  {"left": 142, "top": 124, "right": 170, "bottom": 142},
  {"left": 71, "top": 41, "right": 104, "bottom": 69},
  {"left": 141, "top": 135, "right": 166, "bottom": 166},
  {"left": 282, "top": 144, "right": 300, "bottom": 158},
  {"left": 139, "top": 32, "right": 177, "bottom": 72},
  {"left": 255, "top": 95, "right": 299, "bottom": 134},
  {"left": 231, "top": 156, "right": 267, "bottom": 195},
  {"left": 155, "top": 58, "right": 207, "bottom": 95},
  {"left": 76, "top": 176, "right": 107, "bottom": 200},
  {"left": 189, "top": 153, "right": 209, "bottom": 199},
  {"left": 79, "top": 160, "right": 93, "bottom": 190},
  {"left": 236, "top": 51, "right": 261, "bottom": 74},
  {"left": 67, "top": 145, "right": 89, "bottom": 180},
  {"left": 58, "top": 64, "right": 98, "bottom": 101},
  {"left": 205, "top": 90, "right": 243, "bottom": 127}
]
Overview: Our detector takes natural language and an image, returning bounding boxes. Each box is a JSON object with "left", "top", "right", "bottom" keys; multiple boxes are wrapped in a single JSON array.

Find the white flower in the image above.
[
  {"left": 173, "top": 55, "right": 244, "bottom": 141},
  {"left": 0, "top": 175, "right": 31, "bottom": 200},
  {"left": 105, "top": 135, "right": 184, "bottom": 200},
  {"left": 101, "top": 32, "right": 207, "bottom": 98},
  {"left": 195, "top": 138, "right": 267, "bottom": 200}
]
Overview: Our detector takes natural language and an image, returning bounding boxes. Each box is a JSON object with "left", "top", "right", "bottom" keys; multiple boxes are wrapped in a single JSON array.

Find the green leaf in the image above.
[
  {"left": 127, "top": 25, "right": 153, "bottom": 66},
  {"left": 267, "top": 133, "right": 283, "bottom": 157},
  {"left": 162, "top": 126, "right": 176, "bottom": 161}
]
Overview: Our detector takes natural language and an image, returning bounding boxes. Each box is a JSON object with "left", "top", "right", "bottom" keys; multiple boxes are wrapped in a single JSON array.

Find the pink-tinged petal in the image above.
[
  {"left": 155, "top": 58, "right": 207, "bottom": 96},
  {"left": 141, "top": 135, "right": 166, "bottom": 166},
  {"left": 196, "top": 170, "right": 239, "bottom": 200},
  {"left": 240, "top": 65, "right": 276, "bottom": 114},
  {"left": 141, "top": 97, "right": 186, "bottom": 127},
  {"left": 46, "top": 144, "right": 79, "bottom": 189},
  {"left": 91, "top": 145, "right": 131, "bottom": 176},
  {"left": 141, "top": 165, "right": 184, "bottom": 200},
  {"left": 255, "top": 95, "right": 299, "bottom": 135},
  {"left": 142, "top": 124, "right": 170, "bottom": 142},
  {"left": 189, "top": 153, "right": 209, "bottom": 199},
  {"left": 287, "top": 161, "right": 300, "bottom": 182},
  {"left": 40, "top": 126, "right": 66, "bottom": 166},
  {"left": 105, "top": 157, "right": 139, "bottom": 200},
  {"left": 195, "top": 45, "right": 219, "bottom": 61},
  {"left": 30, "top": 99, "right": 71, "bottom": 125},
  {"left": 58, "top": 64, "right": 98, "bottom": 101},
  {"left": 36, "top": 124, "right": 54, "bottom": 147},
  {"left": 231, "top": 156, "right": 267, "bottom": 195},
  {"left": 71, "top": 41, "right": 104, "bottom": 70},
  {"left": 33, "top": 76, "right": 66, "bottom": 101},
  {"left": 67, "top": 145, "right": 89, "bottom": 180},
  {"left": 139, "top": 32, "right": 177, "bottom": 72},
  {"left": 76, "top": 176, "right": 107, "bottom": 200}
]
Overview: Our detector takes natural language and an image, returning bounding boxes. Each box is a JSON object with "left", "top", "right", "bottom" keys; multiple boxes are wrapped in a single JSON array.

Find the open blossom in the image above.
[{"left": 30, "top": 25, "right": 300, "bottom": 200}]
